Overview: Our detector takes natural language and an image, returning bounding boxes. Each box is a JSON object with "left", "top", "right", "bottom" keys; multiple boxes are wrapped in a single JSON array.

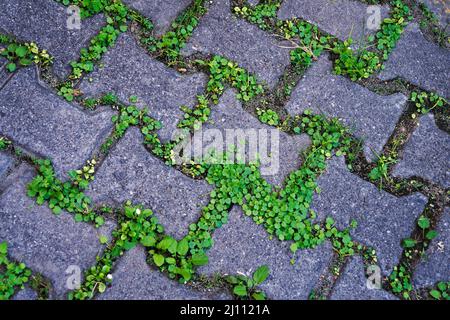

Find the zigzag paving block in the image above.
[
  {"left": 278, "top": 0, "right": 390, "bottom": 42},
  {"left": 181, "top": 0, "right": 291, "bottom": 88},
  {"left": 12, "top": 287, "right": 38, "bottom": 301},
  {"left": 0, "top": 153, "right": 14, "bottom": 181},
  {"left": 311, "top": 157, "right": 428, "bottom": 275},
  {"left": 413, "top": 209, "right": 450, "bottom": 287},
  {"left": 98, "top": 247, "right": 230, "bottom": 300},
  {"left": 201, "top": 89, "right": 311, "bottom": 187},
  {"left": 87, "top": 128, "right": 212, "bottom": 240},
  {"left": 285, "top": 54, "right": 407, "bottom": 161},
  {"left": 79, "top": 32, "right": 207, "bottom": 142},
  {"left": 379, "top": 23, "right": 450, "bottom": 99},
  {"left": 330, "top": 256, "right": 398, "bottom": 300},
  {"left": 0, "top": 164, "right": 112, "bottom": 299},
  {"left": 393, "top": 114, "right": 450, "bottom": 188},
  {"left": 0, "top": 68, "right": 115, "bottom": 179},
  {"left": 198, "top": 206, "right": 334, "bottom": 300},
  {"left": 123, "top": 0, "right": 192, "bottom": 36},
  {"left": 0, "top": 0, "right": 105, "bottom": 79}
]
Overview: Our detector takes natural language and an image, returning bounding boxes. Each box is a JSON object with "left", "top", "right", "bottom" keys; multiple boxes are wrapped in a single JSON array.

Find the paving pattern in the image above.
[{"left": 0, "top": 0, "right": 448, "bottom": 301}]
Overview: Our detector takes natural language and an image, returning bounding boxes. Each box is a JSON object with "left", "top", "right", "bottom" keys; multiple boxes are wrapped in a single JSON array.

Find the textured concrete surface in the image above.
[
  {"left": 0, "top": 152, "right": 14, "bottom": 181},
  {"left": 87, "top": 128, "right": 212, "bottom": 240},
  {"left": 0, "top": 164, "right": 108, "bottom": 299},
  {"left": 80, "top": 32, "right": 207, "bottom": 142},
  {"left": 199, "top": 206, "right": 334, "bottom": 300},
  {"left": 182, "top": 0, "right": 291, "bottom": 88},
  {"left": 0, "top": 0, "right": 105, "bottom": 79},
  {"left": 286, "top": 54, "right": 407, "bottom": 161},
  {"left": 0, "top": 69, "right": 115, "bottom": 179},
  {"left": 420, "top": 0, "right": 450, "bottom": 28},
  {"left": 379, "top": 23, "right": 450, "bottom": 99},
  {"left": 12, "top": 287, "right": 38, "bottom": 301},
  {"left": 393, "top": 114, "right": 450, "bottom": 188}
]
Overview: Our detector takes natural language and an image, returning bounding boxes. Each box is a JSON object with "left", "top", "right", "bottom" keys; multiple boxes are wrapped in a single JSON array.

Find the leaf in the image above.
[
  {"left": 417, "top": 216, "right": 430, "bottom": 229},
  {"left": 99, "top": 235, "right": 108, "bottom": 244},
  {"left": 6, "top": 63, "right": 16, "bottom": 72},
  {"left": 98, "top": 282, "right": 106, "bottom": 293},
  {"left": 252, "top": 292, "right": 266, "bottom": 300},
  {"left": 253, "top": 265, "right": 270, "bottom": 285},
  {"left": 0, "top": 241, "right": 7, "bottom": 255},
  {"left": 233, "top": 285, "right": 247, "bottom": 297},
  {"left": 430, "top": 290, "right": 441, "bottom": 299},
  {"left": 426, "top": 230, "right": 438, "bottom": 240},
  {"left": 123, "top": 241, "right": 136, "bottom": 250},
  {"left": 402, "top": 238, "right": 416, "bottom": 248},
  {"left": 140, "top": 235, "right": 156, "bottom": 247},
  {"left": 15, "top": 46, "right": 28, "bottom": 58},
  {"left": 191, "top": 252, "right": 208, "bottom": 266},
  {"left": 177, "top": 238, "right": 189, "bottom": 256},
  {"left": 153, "top": 254, "right": 165, "bottom": 267}
]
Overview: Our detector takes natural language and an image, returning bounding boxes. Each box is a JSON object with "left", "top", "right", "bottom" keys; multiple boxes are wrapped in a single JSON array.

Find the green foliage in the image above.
[
  {"left": 233, "top": 2, "right": 280, "bottom": 30},
  {"left": 389, "top": 264, "right": 413, "bottom": 299},
  {"left": 178, "top": 95, "right": 210, "bottom": 130},
  {"left": 205, "top": 56, "right": 264, "bottom": 103},
  {"left": 0, "top": 241, "right": 32, "bottom": 300},
  {"left": 0, "top": 41, "right": 52, "bottom": 72},
  {"left": 368, "top": 153, "right": 397, "bottom": 189},
  {"left": 430, "top": 281, "right": 450, "bottom": 300},
  {"left": 226, "top": 265, "right": 270, "bottom": 300},
  {"left": 256, "top": 108, "right": 280, "bottom": 126},
  {"left": 410, "top": 91, "right": 447, "bottom": 116},
  {"left": 58, "top": 85, "right": 76, "bottom": 102},
  {"left": 0, "top": 136, "right": 11, "bottom": 150}
]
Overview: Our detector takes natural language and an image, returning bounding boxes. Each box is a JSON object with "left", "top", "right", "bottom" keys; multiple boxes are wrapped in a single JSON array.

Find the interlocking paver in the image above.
[
  {"left": 278, "top": 0, "right": 390, "bottom": 42},
  {"left": 413, "top": 209, "right": 450, "bottom": 287},
  {"left": 79, "top": 32, "right": 207, "bottom": 142},
  {"left": 285, "top": 54, "right": 407, "bottom": 161},
  {"left": 12, "top": 287, "right": 38, "bottom": 301},
  {"left": 123, "top": 0, "right": 192, "bottom": 36},
  {"left": 379, "top": 23, "right": 450, "bottom": 99},
  {"left": 198, "top": 206, "right": 334, "bottom": 300},
  {"left": 99, "top": 246, "right": 230, "bottom": 300},
  {"left": 0, "top": 0, "right": 105, "bottom": 78},
  {"left": 0, "top": 152, "right": 14, "bottom": 181},
  {"left": 87, "top": 127, "right": 212, "bottom": 240},
  {"left": 419, "top": 0, "right": 450, "bottom": 28},
  {"left": 393, "top": 114, "right": 450, "bottom": 188},
  {"left": 330, "top": 256, "right": 398, "bottom": 300},
  {"left": 0, "top": 69, "right": 115, "bottom": 179},
  {"left": 312, "top": 156, "right": 428, "bottom": 274},
  {"left": 0, "top": 164, "right": 107, "bottom": 299},
  {"left": 201, "top": 89, "right": 311, "bottom": 186},
  {"left": 181, "top": 0, "right": 291, "bottom": 88}
]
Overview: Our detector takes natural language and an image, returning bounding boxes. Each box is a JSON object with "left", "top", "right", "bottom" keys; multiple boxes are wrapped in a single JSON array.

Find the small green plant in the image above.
[
  {"left": 226, "top": 265, "right": 270, "bottom": 300},
  {"left": 389, "top": 264, "right": 413, "bottom": 299},
  {"left": 256, "top": 108, "right": 280, "bottom": 126},
  {"left": 0, "top": 42, "right": 52, "bottom": 72},
  {"left": 430, "top": 281, "right": 450, "bottom": 300},
  {"left": 368, "top": 152, "right": 397, "bottom": 189},
  {"left": 233, "top": 2, "right": 280, "bottom": 30},
  {"left": 0, "top": 241, "right": 32, "bottom": 300},
  {"left": 0, "top": 136, "right": 11, "bottom": 150},
  {"left": 410, "top": 91, "right": 447, "bottom": 117},
  {"left": 58, "top": 85, "right": 76, "bottom": 102}
]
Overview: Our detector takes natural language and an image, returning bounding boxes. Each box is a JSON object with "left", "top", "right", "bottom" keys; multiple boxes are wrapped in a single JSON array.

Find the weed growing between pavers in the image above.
[{"left": 1, "top": 0, "right": 448, "bottom": 300}]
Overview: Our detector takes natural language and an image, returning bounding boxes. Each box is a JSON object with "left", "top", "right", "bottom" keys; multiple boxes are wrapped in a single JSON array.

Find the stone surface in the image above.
[
  {"left": 414, "top": 209, "right": 450, "bottom": 287},
  {"left": 278, "top": 0, "right": 390, "bottom": 42},
  {"left": 0, "top": 68, "right": 115, "bottom": 179},
  {"left": 198, "top": 89, "right": 311, "bottom": 186},
  {"left": 420, "top": 0, "right": 450, "bottom": 29},
  {"left": 0, "top": 164, "right": 108, "bottom": 299},
  {"left": 181, "top": 0, "right": 291, "bottom": 88},
  {"left": 393, "top": 114, "right": 450, "bottom": 188},
  {"left": 0, "top": 0, "right": 105, "bottom": 79},
  {"left": 87, "top": 127, "right": 212, "bottom": 240},
  {"left": 80, "top": 32, "right": 207, "bottom": 142},
  {"left": 379, "top": 23, "right": 450, "bottom": 99},
  {"left": 98, "top": 246, "right": 229, "bottom": 300},
  {"left": 199, "top": 206, "right": 334, "bottom": 300},
  {"left": 286, "top": 54, "right": 407, "bottom": 161},
  {"left": 12, "top": 287, "right": 38, "bottom": 300},
  {"left": 123, "top": 0, "right": 192, "bottom": 36},
  {"left": 330, "top": 256, "right": 398, "bottom": 300},
  {"left": 0, "top": 152, "right": 14, "bottom": 181},
  {"left": 312, "top": 156, "right": 428, "bottom": 275}
]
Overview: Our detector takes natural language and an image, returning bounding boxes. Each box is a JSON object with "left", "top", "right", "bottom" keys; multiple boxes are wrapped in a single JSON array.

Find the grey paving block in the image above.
[
  {"left": 87, "top": 127, "right": 212, "bottom": 240},
  {"left": 278, "top": 0, "right": 390, "bottom": 42},
  {"left": 379, "top": 23, "right": 450, "bottom": 99},
  {"left": 330, "top": 256, "right": 398, "bottom": 300},
  {"left": 198, "top": 206, "right": 334, "bottom": 300},
  {"left": 123, "top": 0, "right": 192, "bottom": 36},
  {"left": 0, "top": 68, "right": 115, "bottom": 179},
  {"left": 285, "top": 54, "right": 407, "bottom": 161},
  {"left": 393, "top": 114, "right": 450, "bottom": 188},
  {"left": 420, "top": 0, "right": 450, "bottom": 29},
  {"left": 311, "top": 156, "right": 428, "bottom": 275},
  {"left": 98, "top": 246, "right": 230, "bottom": 300},
  {"left": 0, "top": 0, "right": 105, "bottom": 79},
  {"left": 79, "top": 32, "right": 207, "bottom": 142},
  {"left": 0, "top": 164, "right": 107, "bottom": 299},
  {"left": 196, "top": 89, "right": 311, "bottom": 186},
  {"left": 181, "top": 0, "right": 291, "bottom": 88},
  {"left": 414, "top": 209, "right": 450, "bottom": 287},
  {"left": 0, "top": 152, "right": 14, "bottom": 181},
  {"left": 12, "top": 287, "right": 38, "bottom": 300}
]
